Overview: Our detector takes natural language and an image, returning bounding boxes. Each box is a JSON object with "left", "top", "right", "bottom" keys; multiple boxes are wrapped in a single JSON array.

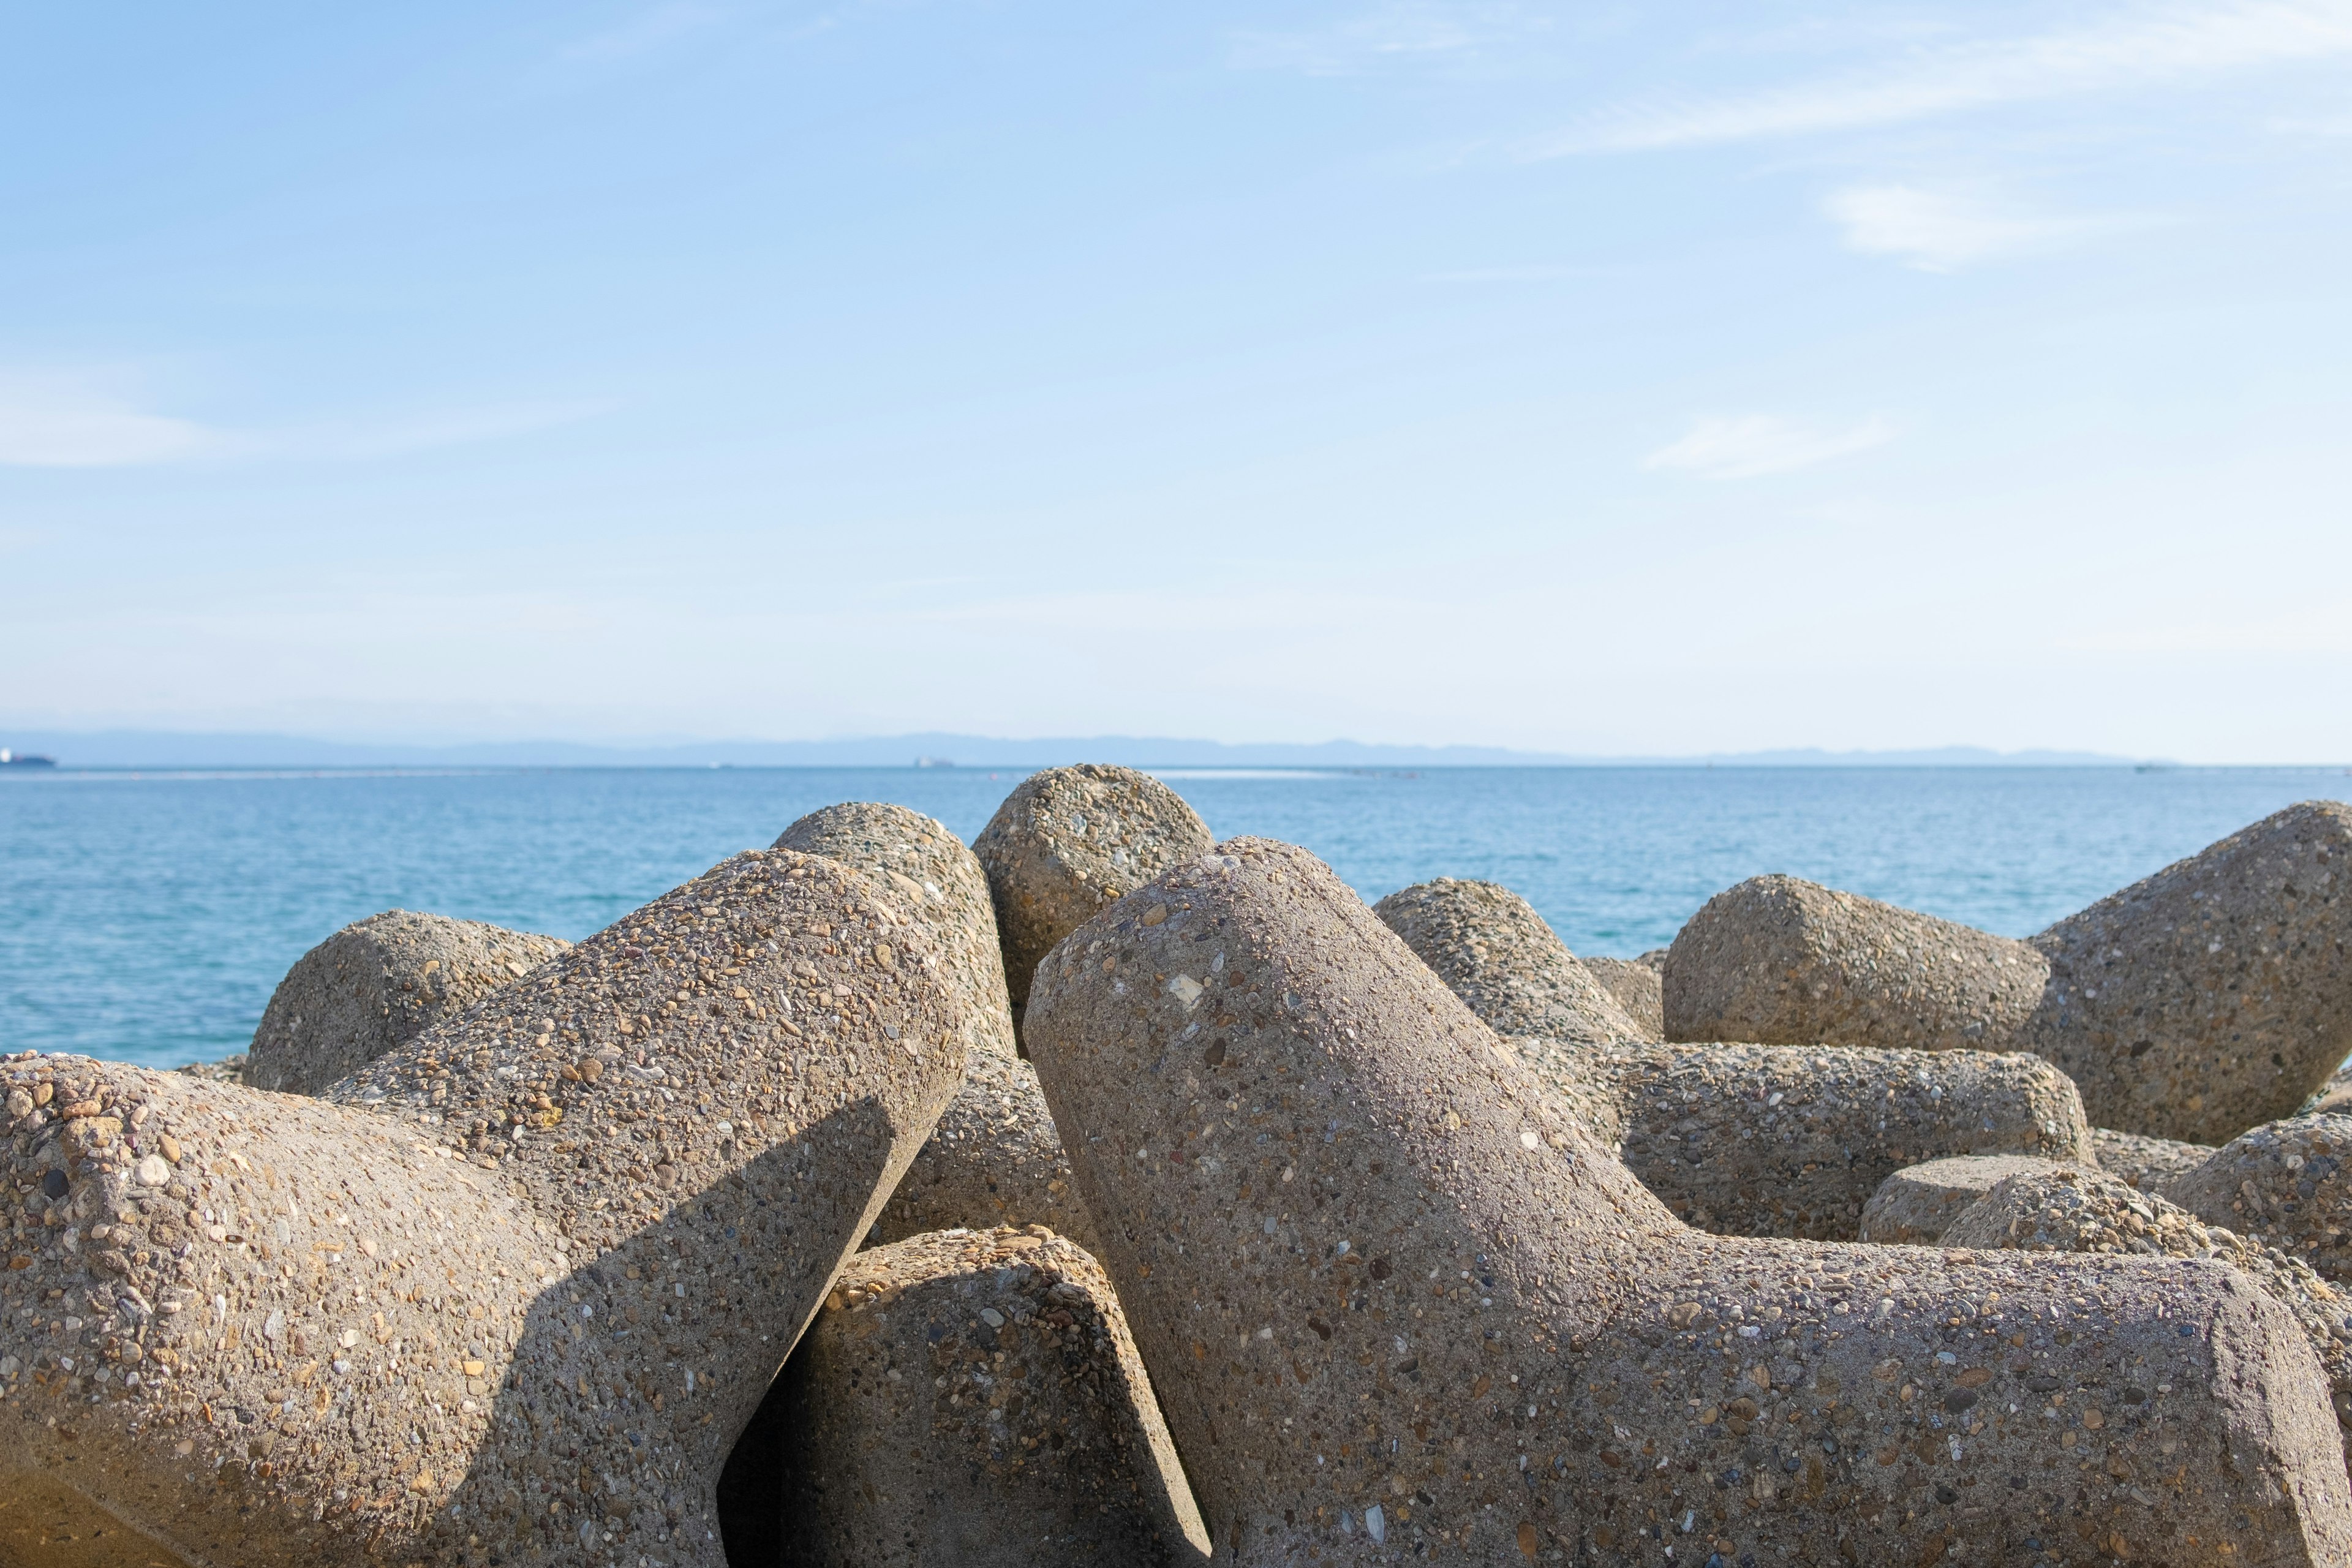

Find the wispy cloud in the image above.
[
  {"left": 287, "top": 400, "right": 616, "bottom": 460},
  {"left": 0, "top": 369, "right": 611, "bottom": 469},
  {"left": 1231, "top": 2, "right": 1550, "bottom": 77},
  {"left": 1823, "top": 185, "right": 2135, "bottom": 270},
  {"left": 0, "top": 374, "right": 217, "bottom": 467},
  {"left": 562, "top": 2, "right": 725, "bottom": 62},
  {"left": 1643, "top": 414, "right": 1894, "bottom": 480},
  {"left": 1544, "top": 1, "right": 2352, "bottom": 153}
]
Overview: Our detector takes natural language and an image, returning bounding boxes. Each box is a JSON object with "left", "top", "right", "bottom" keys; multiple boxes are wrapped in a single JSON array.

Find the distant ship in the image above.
[
  {"left": 913, "top": 756, "right": 955, "bottom": 769},
  {"left": 0, "top": 749, "right": 56, "bottom": 768}
]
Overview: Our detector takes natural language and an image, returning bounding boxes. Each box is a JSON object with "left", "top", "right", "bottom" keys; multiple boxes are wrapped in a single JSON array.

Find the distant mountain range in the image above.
[{"left": 0, "top": 728, "right": 2168, "bottom": 770}]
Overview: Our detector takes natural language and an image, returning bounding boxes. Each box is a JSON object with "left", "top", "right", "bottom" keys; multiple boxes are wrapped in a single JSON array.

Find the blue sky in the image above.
[{"left": 4, "top": 1, "right": 2350, "bottom": 761}]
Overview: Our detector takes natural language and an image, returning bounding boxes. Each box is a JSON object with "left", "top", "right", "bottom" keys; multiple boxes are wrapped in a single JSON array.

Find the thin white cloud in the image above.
[
  {"left": 1231, "top": 2, "right": 1549, "bottom": 77},
  {"left": 1643, "top": 415, "right": 1894, "bottom": 480},
  {"left": 0, "top": 374, "right": 217, "bottom": 467},
  {"left": 1823, "top": 185, "right": 2130, "bottom": 270},
  {"left": 562, "top": 2, "right": 724, "bottom": 62},
  {"left": 1544, "top": 0, "right": 2352, "bottom": 154},
  {"left": 287, "top": 400, "right": 616, "bottom": 460},
  {"left": 0, "top": 370, "right": 610, "bottom": 469}
]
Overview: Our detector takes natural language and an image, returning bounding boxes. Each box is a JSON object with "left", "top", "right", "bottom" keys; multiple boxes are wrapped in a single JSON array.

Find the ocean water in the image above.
[{"left": 2, "top": 764, "right": 2344, "bottom": 1070}]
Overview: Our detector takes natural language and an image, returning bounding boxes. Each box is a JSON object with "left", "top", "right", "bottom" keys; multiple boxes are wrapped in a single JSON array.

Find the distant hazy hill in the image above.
[{"left": 0, "top": 728, "right": 2158, "bottom": 770}]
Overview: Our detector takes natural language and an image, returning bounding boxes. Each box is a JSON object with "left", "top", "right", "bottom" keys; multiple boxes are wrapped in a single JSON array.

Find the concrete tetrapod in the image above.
[
  {"left": 1024, "top": 839, "right": 2352, "bottom": 1566},
  {"left": 1372, "top": 880, "right": 1644, "bottom": 1045},
  {"left": 1375, "top": 880, "right": 2092, "bottom": 1240},
  {"left": 2030, "top": 802, "right": 2352, "bottom": 1145},
  {"left": 1663, "top": 876, "right": 2048, "bottom": 1053},
  {"left": 973, "top": 764, "right": 1215, "bottom": 1018},
  {"left": 1520, "top": 1037, "right": 2090, "bottom": 1241},
  {"left": 247, "top": 910, "right": 571, "bottom": 1094},
  {"left": 1939, "top": 1166, "right": 2352, "bottom": 1448},
  {"left": 1858, "top": 1155, "right": 2078, "bottom": 1245},
  {"left": 0, "top": 847, "right": 966, "bottom": 1568},
  {"left": 1575, "top": 956, "right": 1665, "bottom": 1043},
  {"left": 774, "top": 802, "right": 1099, "bottom": 1253},
  {"left": 869, "top": 1051, "right": 1101, "bottom": 1254},
  {"left": 777, "top": 1226, "right": 1209, "bottom": 1565},
  {"left": 1661, "top": 804, "right": 2352, "bottom": 1146},
  {"left": 2165, "top": 1116, "right": 2352, "bottom": 1285},
  {"left": 775, "top": 801, "right": 1019, "bottom": 1064},
  {"left": 2092, "top": 1129, "right": 2217, "bottom": 1193}
]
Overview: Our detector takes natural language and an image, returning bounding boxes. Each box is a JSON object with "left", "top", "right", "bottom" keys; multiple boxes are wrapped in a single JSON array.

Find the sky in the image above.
[{"left": 4, "top": 2, "right": 2350, "bottom": 761}]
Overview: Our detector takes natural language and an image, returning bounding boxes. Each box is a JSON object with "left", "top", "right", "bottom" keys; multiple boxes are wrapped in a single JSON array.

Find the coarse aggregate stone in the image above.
[
  {"left": 2090, "top": 1128, "right": 2217, "bottom": 1192},
  {"left": 1373, "top": 880, "right": 1644, "bottom": 1045},
  {"left": 776, "top": 802, "right": 1093, "bottom": 1253},
  {"left": 775, "top": 801, "right": 1018, "bottom": 1065},
  {"left": 1518, "top": 1038, "right": 2090, "bottom": 1243},
  {"left": 869, "top": 1052, "right": 1100, "bottom": 1255},
  {"left": 0, "top": 845, "right": 968, "bottom": 1567},
  {"left": 2027, "top": 802, "right": 2352, "bottom": 1145},
  {"left": 1860, "top": 1157, "right": 2079, "bottom": 1246},
  {"left": 1376, "top": 891, "right": 2091, "bottom": 1240},
  {"left": 1025, "top": 835, "right": 2352, "bottom": 1566},
  {"left": 246, "top": 911, "right": 570, "bottom": 1095},
  {"left": 1576, "top": 957, "right": 1665, "bottom": 1043},
  {"left": 973, "top": 765, "right": 1214, "bottom": 1018},
  {"left": 2165, "top": 1116, "right": 2352, "bottom": 1286},
  {"left": 1941, "top": 1166, "right": 2352, "bottom": 1448},
  {"left": 777, "top": 1225, "right": 1209, "bottom": 1565},
  {"left": 1663, "top": 876, "right": 2048, "bottom": 1052}
]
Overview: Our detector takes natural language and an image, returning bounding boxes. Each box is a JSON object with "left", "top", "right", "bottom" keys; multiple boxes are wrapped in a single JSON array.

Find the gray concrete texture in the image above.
[
  {"left": 778, "top": 1225, "right": 1209, "bottom": 1565},
  {"left": 0, "top": 845, "right": 968, "bottom": 1567},
  {"left": 1532, "top": 1037, "right": 2089, "bottom": 1242},
  {"left": 1663, "top": 875, "right": 2048, "bottom": 1054},
  {"left": 2032, "top": 802, "right": 2352, "bottom": 1145},
  {"left": 868, "top": 1051, "right": 1101, "bottom": 1256},
  {"left": 246, "top": 910, "right": 571, "bottom": 1095},
  {"left": 1372, "top": 880, "right": 1644, "bottom": 1045},
  {"left": 1859, "top": 1155, "right": 2078, "bottom": 1246},
  {"left": 1659, "top": 804, "right": 2352, "bottom": 1148},
  {"left": 1375, "top": 876, "right": 2091, "bottom": 1241},
  {"left": 1576, "top": 956, "right": 1665, "bottom": 1042},
  {"left": 2166, "top": 1115, "right": 2352, "bottom": 1286},
  {"left": 2092, "top": 1128, "right": 2218, "bottom": 1192},
  {"left": 776, "top": 801, "right": 1096, "bottom": 1254},
  {"left": 1023, "top": 835, "right": 2352, "bottom": 1565},
  {"left": 973, "top": 764, "right": 1215, "bottom": 1013},
  {"left": 1940, "top": 1166, "right": 2352, "bottom": 1449},
  {"left": 775, "top": 801, "right": 1019, "bottom": 1065}
]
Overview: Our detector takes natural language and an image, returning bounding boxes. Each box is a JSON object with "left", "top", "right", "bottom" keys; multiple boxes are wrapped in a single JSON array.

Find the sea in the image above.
[{"left": 3, "top": 764, "right": 2345, "bottom": 1071}]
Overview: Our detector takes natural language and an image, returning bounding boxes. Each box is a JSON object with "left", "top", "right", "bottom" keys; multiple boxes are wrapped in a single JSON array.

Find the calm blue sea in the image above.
[{"left": 2, "top": 764, "right": 2345, "bottom": 1070}]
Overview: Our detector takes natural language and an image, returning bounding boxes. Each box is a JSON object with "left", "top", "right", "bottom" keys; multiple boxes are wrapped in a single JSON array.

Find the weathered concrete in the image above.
[
  {"left": 2092, "top": 1127, "right": 2217, "bottom": 1191},
  {"left": 2166, "top": 1115, "right": 2352, "bottom": 1284},
  {"left": 1373, "top": 879, "right": 1643, "bottom": 1044},
  {"left": 869, "top": 1051, "right": 1100, "bottom": 1255},
  {"left": 1663, "top": 875, "right": 2048, "bottom": 1052},
  {"left": 2027, "top": 802, "right": 2352, "bottom": 1145},
  {"left": 973, "top": 765, "right": 1213, "bottom": 1016},
  {"left": 1576, "top": 956, "right": 1665, "bottom": 1042},
  {"left": 1858, "top": 1155, "right": 2079, "bottom": 1245},
  {"left": 776, "top": 799, "right": 1018, "bottom": 1064},
  {"left": 246, "top": 910, "right": 569, "bottom": 1094},
  {"left": 1525, "top": 1036, "right": 2091, "bottom": 1242},
  {"left": 0, "top": 846, "right": 967, "bottom": 1567},
  {"left": 777, "top": 1226, "right": 1208, "bottom": 1565},
  {"left": 1025, "top": 837, "right": 2352, "bottom": 1565},
  {"left": 1942, "top": 1165, "right": 2352, "bottom": 1447}
]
